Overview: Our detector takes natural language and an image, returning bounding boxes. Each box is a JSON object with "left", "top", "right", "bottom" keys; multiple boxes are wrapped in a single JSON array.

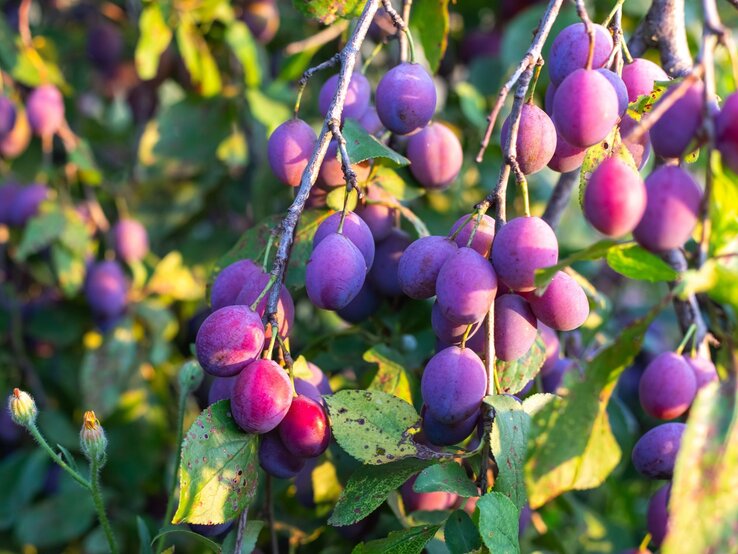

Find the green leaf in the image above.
[
  {"left": 605, "top": 243, "right": 679, "bottom": 282},
  {"left": 709, "top": 156, "right": 738, "bottom": 257},
  {"left": 677, "top": 259, "right": 738, "bottom": 314},
  {"left": 148, "top": 251, "right": 204, "bottom": 301},
  {"left": 222, "top": 520, "right": 264, "bottom": 553},
  {"left": 364, "top": 345, "right": 414, "bottom": 405},
  {"left": 0, "top": 450, "right": 48, "bottom": 529},
  {"left": 245, "top": 88, "right": 293, "bottom": 136},
  {"left": 324, "top": 389, "right": 421, "bottom": 464},
  {"left": 534, "top": 239, "right": 619, "bottom": 288},
  {"left": 662, "top": 376, "right": 738, "bottom": 554},
  {"left": 217, "top": 126, "right": 249, "bottom": 170},
  {"left": 67, "top": 139, "right": 103, "bottom": 185},
  {"left": 212, "top": 215, "right": 279, "bottom": 287},
  {"left": 476, "top": 492, "right": 520, "bottom": 554},
  {"left": 51, "top": 244, "right": 86, "bottom": 297},
  {"left": 173, "top": 401, "right": 259, "bottom": 525},
  {"left": 176, "top": 18, "right": 222, "bottom": 97},
  {"left": 444, "top": 510, "right": 482, "bottom": 554},
  {"left": 486, "top": 395, "right": 529, "bottom": 511},
  {"left": 225, "top": 20, "right": 262, "bottom": 88},
  {"left": 16, "top": 209, "right": 66, "bottom": 261},
  {"left": 352, "top": 525, "right": 441, "bottom": 554},
  {"left": 626, "top": 80, "right": 671, "bottom": 121},
  {"left": 136, "top": 3, "right": 173, "bottom": 80},
  {"left": 496, "top": 335, "right": 546, "bottom": 395},
  {"left": 329, "top": 458, "right": 434, "bottom": 526},
  {"left": 410, "top": 0, "right": 450, "bottom": 73},
  {"left": 293, "top": 0, "right": 366, "bottom": 24},
  {"left": 368, "top": 165, "right": 424, "bottom": 201},
  {"left": 525, "top": 302, "right": 665, "bottom": 508},
  {"left": 455, "top": 82, "right": 489, "bottom": 131},
  {"left": 413, "top": 462, "right": 478, "bottom": 498},
  {"left": 326, "top": 186, "right": 359, "bottom": 212},
  {"left": 149, "top": 529, "right": 220, "bottom": 552},
  {"left": 343, "top": 119, "right": 410, "bottom": 166},
  {"left": 137, "top": 516, "right": 153, "bottom": 554}
]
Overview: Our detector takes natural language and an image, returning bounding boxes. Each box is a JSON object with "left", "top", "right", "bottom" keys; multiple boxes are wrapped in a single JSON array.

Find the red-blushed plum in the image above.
[
  {"left": 500, "top": 103, "right": 557, "bottom": 175},
  {"left": 0, "top": 107, "right": 31, "bottom": 158},
  {"left": 448, "top": 213, "right": 496, "bottom": 257},
  {"left": 622, "top": 58, "right": 669, "bottom": 102},
  {"left": 398, "top": 235, "right": 458, "bottom": 299},
  {"left": 620, "top": 115, "right": 651, "bottom": 169},
  {"left": 368, "top": 229, "right": 412, "bottom": 297},
  {"left": 684, "top": 354, "right": 718, "bottom": 389},
  {"left": 553, "top": 69, "right": 620, "bottom": 148},
  {"left": 525, "top": 271, "right": 589, "bottom": 331},
  {"left": 547, "top": 132, "right": 587, "bottom": 173},
  {"left": 421, "top": 406, "right": 479, "bottom": 446},
  {"left": 375, "top": 63, "right": 436, "bottom": 135},
  {"left": 258, "top": 431, "right": 305, "bottom": 478},
  {"left": 421, "top": 346, "right": 487, "bottom": 424},
  {"left": 633, "top": 165, "right": 702, "bottom": 252},
  {"left": 491, "top": 216, "right": 558, "bottom": 292},
  {"left": 113, "top": 218, "right": 149, "bottom": 263},
  {"left": 650, "top": 82, "right": 704, "bottom": 159},
  {"left": 232, "top": 359, "right": 292, "bottom": 433},
  {"left": 235, "top": 272, "right": 295, "bottom": 338},
  {"left": 639, "top": 352, "right": 697, "bottom": 420},
  {"left": 541, "top": 358, "right": 575, "bottom": 393},
  {"left": 337, "top": 281, "right": 381, "bottom": 323},
  {"left": 596, "top": 68, "right": 629, "bottom": 116},
  {"left": 241, "top": 0, "right": 280, "bottom": 44},
  {"left": 318, "top": 73, "right": 371, "bottom": 121},
  {"left": 26, "top": 85, "right": 65, "bottom": 136},
  {"left": 494, "top": 294, "right": 538, "bottom": 361},
  {"left": 267, "top": 119, "right": 317, "bottom": 187},
  {"left": 431, "top": 301, "right": 482, "bottom": 344},
  {"left": 85, "top": 260, "right": 129, "bottom": 319},
  {"left": 195, "top": 305, "right": 265, "bottom": 377},
  {"left": 584, "top": 157, "right": 647, "bottom": 237},
  {"left": 401, "top": 475, "right": 458, "bottom": 512},
  {"left": 9, "top": 184, "right": 48, "bottom": 227},
  {"left": 208, "top": 376, "right": 237, "bottom": 405},
  {"left": 716, "top": 92, "right": 738, "bottom": 174},
  {"left": 210, "top": 259, "right": 262, "bottom": 310},
  {"left": 86, "top": 23, "right": 123, "bottom": 74},
  {"left": 436, "top": 247, "right": 498, "bottom": 324},
  {"left": 317, "top": 140, "right": 371, "bottom": 189},
  {"left": 356, "top": 185, "right": 397, "bottom": 241},
  {"left": 278, "top": 395, "right": 331, "bottom": 458},
  {"left": 406, "top": 122, "right": 463, "bottom": 189},
  {"left": 189, "top": 521, "right": 233, "bottom": 538},
  {"left": 313, "top": 211, "right": 375, "bottom": 268},
  {"left": 306, "top": 233, "right": 366, "bottom": 310},
  {"left": 647, "top": 483, "right": 671, "bottom": 546},
  {"left": 548, "top": 23, "right": 614, "bottom": 85},
  {"left": 0, "top": 96, "right": 16, "bottom": 136},
  {"left": 359, "top": 106, "right": 383, "bottom": 135},
  {"left": 540, "top": 323, "right": 560, "bottom": 372},
  {"left": 631, "top": 422, "right": 685, "bottom": 479}
]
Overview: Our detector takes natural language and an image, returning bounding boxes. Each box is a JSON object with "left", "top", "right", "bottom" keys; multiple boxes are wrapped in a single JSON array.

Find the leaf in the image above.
[
  {"left": 329, "top": 458, "right": 434, "bottom": 526},
  {"left": 662, "top": 376, "right": 738, "bottom": 554},
  {"left": 225, "top": 21, "right": 262, "bottom": 89},
  {"left": 51, "top": 244, "right": 86, "bottom": 297},
  {"left": 579, "top": 128, "right": 638, "bottom": 207},
  {"left": 326, "top": 186, "right": 359, "bottom": 212},
  {"left": 709, "top": 156, "right": 738, "bottom": 257},
  {"left": 212, "top": 215, "right": 279, "bottom": 286},
  {"left": 137, "top": 516, "right": 153, "bottom": 554},
  {"left": 324, "top": 389, "right": 421, "bottom": 464},
  {"left": 368, "top": 165, "right": 424, "bottom": 201},
  {"left": 524, "top": 303, "right": 665, "bottom": 508},
  {"left": 486, "top": 395, "right": 529, "bottom": 511},
  {"left": 245, "top": 88, "right": 293, "bottom": 136},
  {"left": 149, "top": 529, "right": 220, "bottom": 552},
  {"left": 626, "top": 80, "right": 671, "bottom": 121},
  {"left": 173, "top": 401, "right": 259, "bottom": 525},
  {"left": 352, "top": 525, "right": 441, "bottom": 554},
  {"left": 605, "top": 243, "right": 679, "bottom": 282},
  {"left": 534, "top": 239, "right": 619, "bottom": 288},
  {"left": 148, "top": 251, "right": 204, "bottom": 301},
  {"left": 413, "top": 462, "right": 478, "bottom": 498},
  {"left": 343, "top": 119, "right": 410, "bottom": 166},
  {"left": 292, "top": 0, "right": 366, "bottom": 24},
  {"left": 67, "top": 138, "right": 103, "bottom": 185},
  {"left": 176, "top": 18, "right": 222, "bottom": 97},
  {"left": 16, "top": 209, "right": 66, "bottom": 261},
  {"left": 222, "top": 520, "right": 264, "bottom": 553},
  {"left": 0, "top": 450, "right": 48, "bottom": 529},
  {"left": 476, "top": 492, "right": 520, "bottom": 554},
  {"left": 364, "top": 345, "right": 414, "bottom": 405},
  {"left": 496, "top": 335, "right": 546, "bottom": 395},
  {"left": 136, "top": 3, "right": 173, "bottom": 80},
  {"left": 410, "top": 0, "right": 450, "bottom": 73},
  {"left": 455, "top": 82, "right": 489, "bottom": 131},
  {"left": 444, "top": 510, "right": 482, "bottom": 554}
]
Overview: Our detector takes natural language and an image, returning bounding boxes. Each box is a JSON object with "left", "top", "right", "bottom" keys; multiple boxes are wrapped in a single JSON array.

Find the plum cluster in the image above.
[{"left": 200, "top": 259, "right": 332, "bottom": 478}]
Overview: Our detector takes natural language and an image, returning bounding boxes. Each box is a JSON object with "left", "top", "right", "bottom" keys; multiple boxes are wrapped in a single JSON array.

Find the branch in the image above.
[
  {"left": 542, "top": 170, "right": 580, "bottom": 230},
  {"left": 233, "top": 507, "right": 249, "bottom": 554},
  {"left": 328, "top": 120, "right": 358, "bottom": 194},
  {"left": 380, "top": 0, "right": 415, "bottom": 61},
  {"left": 264, "top": 0, "right": 380, "bottom": 321},
  {"left": 628, "top": 0, "right": 692, "bottom": 77},
  {"left": 476, "top": 0, "right": 565, "bottom": 162}
]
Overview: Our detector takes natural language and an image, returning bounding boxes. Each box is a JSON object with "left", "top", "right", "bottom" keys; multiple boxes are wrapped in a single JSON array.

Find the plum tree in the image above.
[
  {"left": 267, "top": 118, "right": 317, "bottom": 187},
  {"left": 113, "top": 218, "right": 149, "bottom": 263},
  {"left": 318, "top": 73, "right": 371, "bottom": 121},
  {"left": 650, "top": 82, "right": 704, "bottom": 158},
  {"left": 235, "top": 272, "right": 295, "bottom": 337},
  {"left": 398, "top": 235, "right": 457, "bottom": 299},
  {"left": 314, "top": 211, "right": 375, "bottom": 269},
  {"left": 278, "top": 395, "right": 331, "bottom": 458},
  {"left": 375, "top": 63, "right": 436, "bottom": 135},
  {"left": 258, "top": 432, "right": 306, "bottom": 478},
  {"left": 548, "top": 23, "right": 614, "bottom": 85},
  {"left": 210, "top": 259, "right": 263, "bottom": 310},
  {"left": 524, "top": 271, "right": 589, "bottom": 331},
  {"left": 500, "top": 103, "right": 557, "bottom": 175},
  {"left": 232, "top": 359, "right": 292, "bottom": 433},
  {"left": 195, "top": 305, "right": 265, "bottom": 376},
  {"left": 716, "top": 91, "right": 738, "bottom": 174},
  {"left": 631, "top": 422, "right": 685, "bottom": 479},
  {"left": 436, "top": 247, "right": 498, "bottom": 324},
  {"left": 583, "top": 157, "right": 647, "bottom": 237},
  {"left": 448, "top": 214, "right": 496, "bottom": 257},
  {"left": 494, "top": 294, "right": 538, "bottom": 361},
  {"left": 406, "top": 122, "right": 463, "bottom": 189},
  {"left": 639, "top": 352, "right": 697, "bottom": 419},
  {"left": 317, "top": 140, "right": 371, "bottom": 189},
  {"left": 368, "top": 229, "right": 411, "bottom": 297},
  {"left": 26, "top": 85, "right": 65, "bottom": 137},
  {"left": 85, "top": 260, "right": 129, "bottom": 319},
  {"left": 621, "top": 58, "right": 669, "bottom": 102},
  {"left": 306, "top": 232, "right": 366, "bottom": 310}
]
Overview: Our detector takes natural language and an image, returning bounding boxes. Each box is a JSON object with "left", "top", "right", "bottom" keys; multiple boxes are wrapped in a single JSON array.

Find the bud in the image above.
[
  {"left": 178, "top": 360, "right": 204, "bottom": 394},
  {"left": 80, "top": 410, "right": 108, "bottom": 465},
  {"left": 8, "top": 388, "right": 37, "bottom": 428}
]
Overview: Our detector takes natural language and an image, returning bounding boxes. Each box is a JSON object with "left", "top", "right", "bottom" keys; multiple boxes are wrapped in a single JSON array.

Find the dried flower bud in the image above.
[
  {"left": 80, "top": 410, "right": 108, "bottom": 465},
  {"left": 178, "top": 360, "right": 204, "bottom": 394},
  {"left": 8, "top": 388, "right": 37, "bottom": 428}
]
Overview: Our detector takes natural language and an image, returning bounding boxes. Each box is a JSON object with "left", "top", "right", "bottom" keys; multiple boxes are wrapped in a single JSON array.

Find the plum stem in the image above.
[
  {"left": 525, "top": 57, "right": 545, "bottom": 104},
  {"left": 603, "top": 0, "right": 627, "bottom": 27},
  {"left": 275, "top": 333, "right": 297, "bottom": 397},
  {"left": 251, "top": 274, "right": 277, "bottom": 313},
  {"left": 574, "top": 0, "right": 596, "bottom": 70},
  {"left": 448, "top": 212, "right": 475, "bottom": 241},
  {"left": 639, "top": 533, "right": 653, "bottom": 552},
  {"left": 464, "top": 211, "right": 484, "bottom": 249},
  {"left": 381, "top": 0, "right": 416, "bottom": 63},
  {"left": 676, "top": 323, "right": 698, "bottom": 355}
]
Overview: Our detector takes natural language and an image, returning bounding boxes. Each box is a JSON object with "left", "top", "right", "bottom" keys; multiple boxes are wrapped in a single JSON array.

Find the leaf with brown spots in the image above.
[
  {"left": 496, "top": 335, "right": 547, "bottom": 395},
  {"left": 352, "top": 524, "right": 442, "bottom": 554},
  {"left": 172, "top": 401, "right": 258, "bottom": 525}
]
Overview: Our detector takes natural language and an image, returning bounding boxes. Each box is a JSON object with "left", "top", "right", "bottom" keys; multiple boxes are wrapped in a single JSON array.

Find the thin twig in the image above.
[
  {"left": 328, "top": 120, "right": 358, "bottom": 193},
  {"left": 234, "top": 507, "right": 249, "bottom": 554},
  {"left": 294, "top": 53, "right": 341, "bottom": 116},
  {"left": 400, "top": 0, "right": 413, "bottom": 62},
  {"left": 284, "top": 21, "right": 350, "bottom": 56},
  {"left": 380, "top": 0, "right": 416, "bottom": 61},
  {"left": 628, "top": 0, "right": 692, "bottom": 77},
  {"left": 573, "top": 0, "right": 596, "bottom": 69},
  {"left": 542, "top": 170, "right": 580, "bottom": 230}
]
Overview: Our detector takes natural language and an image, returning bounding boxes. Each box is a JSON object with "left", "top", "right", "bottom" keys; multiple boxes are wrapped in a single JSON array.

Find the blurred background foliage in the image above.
[{"left": 0, "top": 0, "right": 736, "bottom": 552}]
